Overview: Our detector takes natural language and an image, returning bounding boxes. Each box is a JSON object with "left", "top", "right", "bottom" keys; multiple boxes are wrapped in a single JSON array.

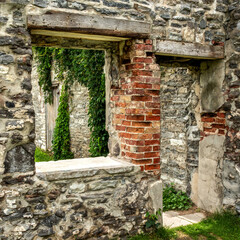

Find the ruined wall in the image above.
[
  {"left": 27, "top": 0, "right": 227, "bottom": 45},
  {"left": 0, "top": 2, "right": 35, "bottom": 174},
  {"left": 0, "top": 163, "right": 160, "bottom": 239},
  {"left": 69, "top": 82, "right": 90, "bottom": 158},
  {"left": 31, "top": 61, "right": 47, "bottom": 151},
  {"left": 109, "top": 39, "right": 161, "bottom": 173},
  {"left": 223, "top": 2, "right": 240, "bottom": 213},
  {"left": 158, "top": 60, "right": 200, "bottom": 193},
  {"left": 31, "top": 59, "right": 91, "bottom": 158}
]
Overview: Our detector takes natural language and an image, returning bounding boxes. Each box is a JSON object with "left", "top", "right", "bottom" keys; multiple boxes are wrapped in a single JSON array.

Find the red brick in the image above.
[
  {"left": 131, "top": 96, "right": 152, "bottom": 101},
  {"left": 135, "top": 44, "right": 153, "bottom": 51},
  {"left": 132, "top": 70, "right": 153, "bottom": 77},
  {"left": 153, "top": 97, "right": 160, "bottom": 102},
  {"left": 152, "top": 109, "right": 160, "bottom": 114},
  {"left": 119, "top": 132, "right": 132, "bottom": 139},
  {"left": 132, "top": 159, "right": 153, "bottom": 165},
  {"left": 125, "top": 89, "right": 145, "bottom": 95},
  {"left": 138, "top": 134, "right": 153, "bottom": 139},
  {"left": 145, "top": 140, "right": 160, "bottom": 145},
  {"left": 122, "top": 120, "right": 131, "bottom": 126},
  {"left": 144, "top": 152, "right": 160, "bottom": 158},
  {"left": 153, "top": 134, "right": 160, "bottom": 139},
  {"left": 126, "top": 127, "right": 144, "bottom": 133},
  {"left": 125, "top": 140, "right": 145, "bottom": 146},
  {"left": 136, "top": 146, "right": 152, "bottom": 152},
  {"left": 111, "top": 96, "right": 119, "bottom": 101},
  {"left": 146, "top": 90, "right": 160, "bottom": 96},
  {"left": 116, "top": 125, "right": 126, "bottom": 131},
  {"left": 153, "top": 157, "right": 160, "bottom": 164},
  {"left": 145, "top": 102, "right": 160, "bottom": 108},
  {"left": 125, "top": 152, "right": 144, "bottom": 159},
  {"left": 115, "top": 102, "right": 127, "bottom": 107},
  {"left": 115, "top": 114, "right": 125, "bottom": 119},
  {"left": 145, "top": 39, "right": 153, "bottom": 44},
  {"left": 146, "top": 116, "right": 160, "bottom": 121},
  {"left": 126, "top": 63, "right": 144, "bottom": 70},
  {"left": 218, "top": 129, "right": 225, "bottom": 135},
  {"left": 126, "top": 115, "right": 144, "bottom": 121},
  {"left": 133, "top": 57, "right": 153, "bottom": 64},
  {"left": 134, "top": 83, "right": 152, "bottom": 89},
  {"left": 146, "top": 77, "right": 160, "bottom": 83},
  {"left": 201, "top": 117, "right": 215, "bottom": 122},
  {"left": 153, "top": 146, "right": 160, "bottom": 151},
  {"left": 212, "top": 124, "right": 226, "bottom": 129},
  {"left": 113, "top": 90, "right": 125, "bottom": 95},
  {"left": 217, "top": 112, "right": 225, "bottom": 118},
  {"left": 203, "top": 128, "right": 217, "bottom": 133},
  {"left": 152, "top": 84, "right": 160, "bottom": 90},
  {"left": 216, "top": 118, "right": 226, "bottom": 124},
  {"left": 145, "top": 164, "right": 160, "bottom": 170},
  {"left": 132, "top": 122, "right": 152, "bottom": 127}
]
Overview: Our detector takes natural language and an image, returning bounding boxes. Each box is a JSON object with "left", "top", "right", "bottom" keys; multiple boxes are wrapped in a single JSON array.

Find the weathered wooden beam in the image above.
[
  {"left": 154, "top": 40, "right": 224, "bottom": 60},
  {"left": 27, "top": 11, "right": 151, "bottom": 39},
  {"left": 31, "top": 29, "right": 128, "bottom": 42},
  {"left": 31, "top": 34, "right": 117, "bottom": 50}
]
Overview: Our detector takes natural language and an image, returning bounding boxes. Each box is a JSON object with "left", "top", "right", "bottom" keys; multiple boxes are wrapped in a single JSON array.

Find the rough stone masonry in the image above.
[{"left": 0, "top": 0, "right": 239, "bottom": 239}]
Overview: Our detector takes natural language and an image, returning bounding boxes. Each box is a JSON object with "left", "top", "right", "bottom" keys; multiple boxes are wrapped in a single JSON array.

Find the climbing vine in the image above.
[{"left": 33, "top": 47, "right": 109, "bottom": 159}]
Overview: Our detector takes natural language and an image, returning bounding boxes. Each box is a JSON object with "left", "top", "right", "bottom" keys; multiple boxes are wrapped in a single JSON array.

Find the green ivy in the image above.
[
  {"left": 33, "top": 47, "right": 109, "bottom": 159},
  {"left": 33, "top": 47, "right": 55, "bottom": 104},
  {"left": 52, "top": 85, "right": 74, "bottom": 160}
]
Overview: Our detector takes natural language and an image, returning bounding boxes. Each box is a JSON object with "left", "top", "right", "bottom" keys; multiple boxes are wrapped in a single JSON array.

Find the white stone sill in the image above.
[{"left": 36, "top": 156, "right": 139, "bottom": 181}]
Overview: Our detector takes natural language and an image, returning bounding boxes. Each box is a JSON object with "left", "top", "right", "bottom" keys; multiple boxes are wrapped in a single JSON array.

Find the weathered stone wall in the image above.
[
  {"left": 69, "top": 82, "right": 91, "bottom": 158},
  {"left": 31, "top": 60, "right": 47, "bottom": 151},
  {"left": 0, "top": 162, "right": 160, "bottom": 239},
  {"left": 158, "top": 60, "right": 200, "bottom": 193},
  {"left": 27, "top": 0, "right": 227, "bottom": 45},
  {"left": 0, "top": 2, "right": 35, "bottom": 174},
  {"left": 223, "top": 1, "right": 240, "bottom": 213}
]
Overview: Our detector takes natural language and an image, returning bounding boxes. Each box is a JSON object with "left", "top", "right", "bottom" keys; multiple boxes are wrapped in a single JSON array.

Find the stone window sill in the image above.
[{"left": 35, "top": 156, "right": 139, "bottom": 181}]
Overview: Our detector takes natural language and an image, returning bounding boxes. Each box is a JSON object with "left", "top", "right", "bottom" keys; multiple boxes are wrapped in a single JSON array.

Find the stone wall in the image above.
[
  {"left": 31, "top": 61, "right": 47, "bottom": 151},
  {"left": 0, "top": 160, "right": 161, "bottom": 239},
  {"left": 69, "top": 82, "right": 90, "bottom": 158},
  {"left": 223, "top": 2, "right": 240, "bottom": 213},
  {"left": 158, "top": 59, "right": 200, "bottom": 193},
  {"left": 27, "top": 0, "right": 227, "bottom": 45},
  {"left": 31, "top": 58, "right": 91, "bottom": 158},
  {"left": 0, "top": 0, "right": 240, "bottom": 224}
]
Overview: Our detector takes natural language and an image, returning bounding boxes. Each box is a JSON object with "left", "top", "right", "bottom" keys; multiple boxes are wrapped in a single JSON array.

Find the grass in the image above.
[
  {"left": 176, "top": 211, "right": 240, "bottom": 240},
  {"left": 35, "top": 147, "right": 54, "bottom": 162},
  {"left": 128, "top": 211, "right": 240, "bottom": 240}
]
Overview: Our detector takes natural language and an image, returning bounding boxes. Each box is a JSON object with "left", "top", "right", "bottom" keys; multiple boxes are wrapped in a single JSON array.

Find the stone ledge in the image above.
[{"left": 36, "top": 156, "right": 140, "bottom": 181}]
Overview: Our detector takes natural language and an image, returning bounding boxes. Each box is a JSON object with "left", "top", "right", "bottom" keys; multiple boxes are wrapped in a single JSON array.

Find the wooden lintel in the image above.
[
  {"left": 154, "top": 40, "right": 224, "bottom": 60},
  {"left": 27, "top": 11, "right": 151, "bottom": 39},
  {"left": 31, "top": 30, "right": 129, "bottom": 42}
]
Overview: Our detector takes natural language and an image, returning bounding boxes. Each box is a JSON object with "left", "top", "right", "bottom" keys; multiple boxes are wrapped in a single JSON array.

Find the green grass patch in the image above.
[
  {"left": 177, "top": 211, "right": 240, "bottom": 240},
  {"left": 35, "top": 147, "right": 54, "bottom": 162}
]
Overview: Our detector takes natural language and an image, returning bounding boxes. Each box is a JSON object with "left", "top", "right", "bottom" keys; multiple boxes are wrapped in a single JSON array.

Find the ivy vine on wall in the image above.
[{"left": 33, "top": 47, "right": 109, "bottom": 159}]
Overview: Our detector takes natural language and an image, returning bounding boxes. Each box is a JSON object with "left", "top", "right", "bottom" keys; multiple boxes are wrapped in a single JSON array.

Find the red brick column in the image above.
[
  {"left": 111, "top": 39, "right": 161, "bottom": 173},
  {"left": 200, "top": 110, "right": 227, "bottom": 140}
]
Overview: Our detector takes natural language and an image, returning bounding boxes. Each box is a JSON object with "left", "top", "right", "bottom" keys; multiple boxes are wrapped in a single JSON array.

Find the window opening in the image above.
[{"left": 32, "top": 47, "right": 109, "bottom": 162}]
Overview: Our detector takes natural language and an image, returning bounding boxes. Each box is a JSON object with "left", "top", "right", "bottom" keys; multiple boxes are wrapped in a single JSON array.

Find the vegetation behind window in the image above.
[{"left": 33, "top": 47, "right": 109, "bottom": 160}]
